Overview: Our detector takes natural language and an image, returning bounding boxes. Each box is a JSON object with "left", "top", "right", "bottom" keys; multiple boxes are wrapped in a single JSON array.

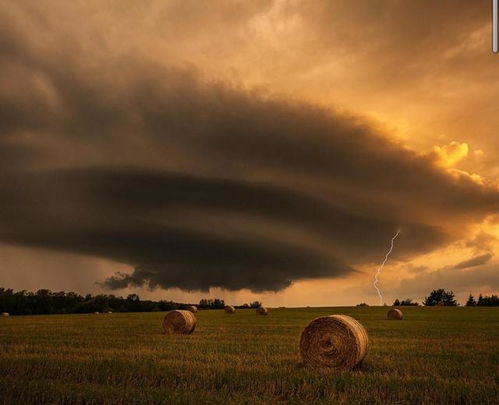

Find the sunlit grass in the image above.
[{"left": 0, "top": 307, "right": 498, "bottom": 404}]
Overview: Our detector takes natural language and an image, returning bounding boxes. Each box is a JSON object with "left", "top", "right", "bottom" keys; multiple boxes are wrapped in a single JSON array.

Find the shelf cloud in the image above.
[{"left": 1, "top": 1, "right": 498, "bottom": 293}]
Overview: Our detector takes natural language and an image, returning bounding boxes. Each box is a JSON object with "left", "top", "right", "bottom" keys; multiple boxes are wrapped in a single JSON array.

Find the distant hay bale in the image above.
[
  {"left": 1, "top": 312, "right": 9, "bottom": 317},
  {"left": 185, "top": 305, "right": 197, "bottom": 313},
  {"left": 162, "top": 310, "right": 197, "bottom": 335},
  {"left": 94, "top": 311, "right": 100, "bottom": 314},
  {"left": 107, "top": 311, "right": 113, "bottom": 314},
  {"left": 224, "top": 305, "right": 236, "bottom": 314},
  {"left": 300, "top": 315, "right": 369, "bottom": 370},
  {"left": 387, "top": 308, "right": 403, "bottom": 320},
  {"left": 256, "top": 307, "right": 268, "bottom": 315}
]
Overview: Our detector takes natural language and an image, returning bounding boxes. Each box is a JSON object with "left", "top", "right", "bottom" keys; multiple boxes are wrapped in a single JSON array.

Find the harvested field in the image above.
[{"left": 0, "top": 307, "right": 497, "bottom": 404}]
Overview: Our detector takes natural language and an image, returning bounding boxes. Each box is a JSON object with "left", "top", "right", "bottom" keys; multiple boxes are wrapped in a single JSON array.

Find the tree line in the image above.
[
  {"left": 391, "top": 289, "right": 498, "bottom": 307},
  {"left": 198, "top": 299, "right": 261, "bottom": 309},
  {"left": 1, "top": 288, "right": 261, "bottom": 315},
  {"left": 2, "top": 286, "right": 497, "bottom": 315}
]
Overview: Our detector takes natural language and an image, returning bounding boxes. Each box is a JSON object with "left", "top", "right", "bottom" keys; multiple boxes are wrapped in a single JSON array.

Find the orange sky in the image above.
[{"left": 0, "top": 1, "right": 498, "bottom": 306}]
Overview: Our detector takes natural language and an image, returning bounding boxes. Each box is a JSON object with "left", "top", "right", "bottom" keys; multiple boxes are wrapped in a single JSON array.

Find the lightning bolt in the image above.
[{"left": 373, "top": 230, "right": 400, "bottom": 306}]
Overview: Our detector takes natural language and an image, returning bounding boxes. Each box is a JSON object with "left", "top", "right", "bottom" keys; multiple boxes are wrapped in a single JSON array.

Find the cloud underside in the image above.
[
  {"left": 452, "top": 253, "right": 493, "bottom": 270},
  {"left": 1, "top": 2, "right": 498, "bottom": 292},
  {"left": 397, "top": 262, "right": 499, "bottom": 298}
]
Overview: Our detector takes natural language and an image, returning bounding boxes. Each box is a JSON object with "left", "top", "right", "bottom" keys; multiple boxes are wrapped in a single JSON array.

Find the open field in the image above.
[{"left": 0, "top": 307, "right": 498, "bottom": 404}]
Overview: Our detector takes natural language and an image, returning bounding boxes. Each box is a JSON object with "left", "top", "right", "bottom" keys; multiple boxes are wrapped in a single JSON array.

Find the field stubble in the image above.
[{"left": 0, "top": 307, "right": 498, "bottom": 404}]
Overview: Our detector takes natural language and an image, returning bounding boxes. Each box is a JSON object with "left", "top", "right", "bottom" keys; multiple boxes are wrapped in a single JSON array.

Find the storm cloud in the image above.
[
  {"left": 1, "top": 2, "right": 498, "bottom": 292},
  {"left": 451, "top": 253, "right": 493, "bottom": 270}
]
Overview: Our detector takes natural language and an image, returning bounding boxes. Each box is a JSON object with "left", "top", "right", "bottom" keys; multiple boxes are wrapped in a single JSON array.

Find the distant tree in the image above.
[
  {"left": 157, "top": 300, "right": 180, "bottom": 311},
  {"left": 465, "top": 294, "right": 477, "bottom": 307},
  {"left": 35, "top": 289, "right": 54, "bottom": 314},
  {"left": 0, "top": 287, "right": 198, "bottom": 315},
  {"left": 423, "top": 289, "right": 458, "bottom": 306},
  {"left": 212, "top": 298, "right": 225, "bottom": 309},
  {"left": 233, "top": 301, "right": 263, "bottom": 309},
  {"left": 400, "top": 299, "right": 418, "bottom": 306},
  {"left": 356, "top": 302, "right": 369, "bottom": 307},
  {"left": 393, "top": 299, "right": 401, "bottom": 306},
  {"left": 198, "top": 298, "right": 225, "bottom": 309},
  {"left": 476, "top": 294, "right": 499, "bottom": 306}
]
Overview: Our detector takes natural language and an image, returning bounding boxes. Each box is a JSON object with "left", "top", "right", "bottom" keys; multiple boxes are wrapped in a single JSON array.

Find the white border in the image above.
[{"left": 494, "top": 0, "right": 498, "bottom": 53}]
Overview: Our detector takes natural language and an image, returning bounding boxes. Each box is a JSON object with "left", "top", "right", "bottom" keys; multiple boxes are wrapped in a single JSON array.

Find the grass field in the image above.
[{"left": 0, "top": 307, "right": 498, "bottom": 404}]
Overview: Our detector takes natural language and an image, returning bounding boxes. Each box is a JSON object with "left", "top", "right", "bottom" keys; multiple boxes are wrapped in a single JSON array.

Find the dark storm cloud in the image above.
[
  {"left": 1, "top": 2, "right": 498, "bottom": 292},
  {"left": 451, "top": 253, "right": 493, "bottom": 270},
  {"left": 0, "top": 169, "right": 355, "bottom": 291}
]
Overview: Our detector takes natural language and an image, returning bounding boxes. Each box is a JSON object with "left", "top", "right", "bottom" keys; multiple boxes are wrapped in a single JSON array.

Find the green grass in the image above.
[{"left": 0, "top": 307, "right": 498, "bottom": 404}]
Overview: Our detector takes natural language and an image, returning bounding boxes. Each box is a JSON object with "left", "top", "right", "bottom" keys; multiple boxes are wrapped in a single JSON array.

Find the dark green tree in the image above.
[
  {"left": 400, "top": 298, "right": 418, "bottom": 306},
  {"left": 476, "top": 294, "right": 499, "bottom": 306},
  {"left": 465, "top": 294, "right": 477, "bottom": 306},
  {"left": 198, "top": 298, "right": 225, "bottom": 309},
  {"left": 0, "top": 287, "right": 218, "bottom": 315},
  {"left": 423, "top": 289, "right": 458, "bottom": 306}
]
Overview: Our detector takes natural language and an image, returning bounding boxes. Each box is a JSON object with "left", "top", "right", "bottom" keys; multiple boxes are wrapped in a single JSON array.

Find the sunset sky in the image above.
[{"left": 0, "top": 0, "right": 498, "bottom": 306}]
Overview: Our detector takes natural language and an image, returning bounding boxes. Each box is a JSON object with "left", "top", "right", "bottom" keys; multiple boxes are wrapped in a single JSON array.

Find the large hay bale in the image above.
[
  {"left": 163, "top": 310, "right": 197, "bottom": 335},
  {"left": 185, "top": 305, "right": 197, "bottom": 313},
  {"left": 300, "top": 315, "right": 368, "bottom": 370},
  {"left": 256, "top": 307, "right": 268, "bottom": 315},
  {"left": 1, "top": 312, "right": 9, "bottom": 317},
  {"left": 224, "top": 305, "right": 236, "bottom": 314},
  {"left": 387, "top": 308, "right": 403, "bottom": 320}
]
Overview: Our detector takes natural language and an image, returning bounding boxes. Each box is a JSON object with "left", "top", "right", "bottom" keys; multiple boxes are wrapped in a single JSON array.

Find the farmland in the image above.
[{"left": 0, "top": 307, "right": 498, "bottom": 404}]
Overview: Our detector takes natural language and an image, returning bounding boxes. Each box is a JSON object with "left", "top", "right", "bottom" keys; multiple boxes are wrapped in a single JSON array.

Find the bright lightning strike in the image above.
[{"left": 373, "top": 230, "right": 400, "bottom": 306}]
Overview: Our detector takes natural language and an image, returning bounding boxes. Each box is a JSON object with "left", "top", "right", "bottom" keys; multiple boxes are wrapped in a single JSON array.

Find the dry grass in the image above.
[{"left": 0, "top": 307, "right": 497, "bottom": 404}]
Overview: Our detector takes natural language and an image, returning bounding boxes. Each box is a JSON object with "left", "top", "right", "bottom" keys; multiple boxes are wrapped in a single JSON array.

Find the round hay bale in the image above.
[
  {"left": 256, "top": 307, "right": 268, "bottom": 315},
  {"left": 1, "top": 312, "right": 9, "bottom": 317},
  {"left": 387, "top": 308, "right": 403, "bottom": 320},
  {"left": 300, "top": 315, "right": 368, "bottom": 370},
  {"left": 224, "top": 305, "right": 236, "bottom": 314},
  {"left": 185, "top": 305, "right": 197, "bottom": 313},
  {"left": 162, "top": 310, "right": 197, "bottom": 335},
  {"left": 94, "top": 311, "right": 100, "bottom": 314}
]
